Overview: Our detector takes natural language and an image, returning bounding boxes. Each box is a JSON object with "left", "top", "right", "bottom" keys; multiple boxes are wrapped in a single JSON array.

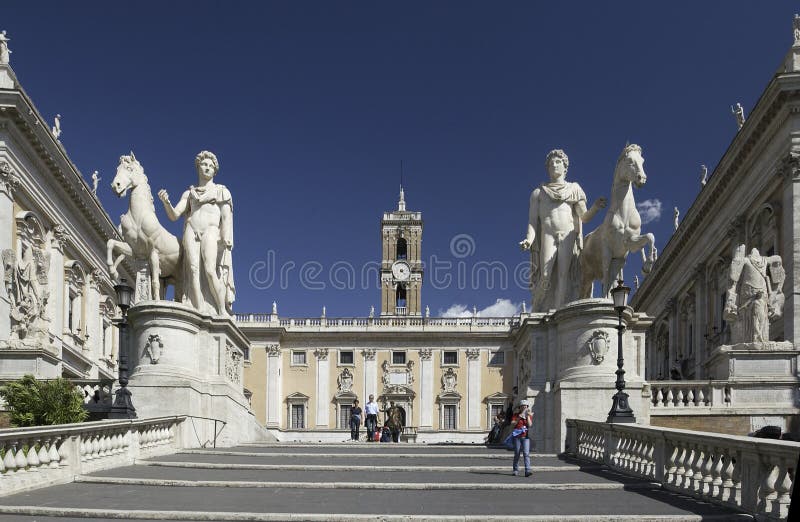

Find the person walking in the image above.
[
  {"left": 364, "top": 394, "right": 379, "bottom": 442},
  {"left": 349, "top": 399, "right": 362, "bottom": 441},
  {"left": 511, "top": 400, "right": 533, "bottom": 477}
]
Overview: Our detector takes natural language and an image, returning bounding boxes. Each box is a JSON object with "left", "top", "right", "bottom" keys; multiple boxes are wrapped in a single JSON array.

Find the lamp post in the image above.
[
  {"left": 606, "top": 279, "right": 636, "bottom": 423},
  {"left": 109, "top": 279, "right": 136, "bottom": 419}
]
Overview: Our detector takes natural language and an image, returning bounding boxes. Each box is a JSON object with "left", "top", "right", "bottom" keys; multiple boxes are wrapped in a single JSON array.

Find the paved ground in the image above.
[{"left": 0, "top": 443, "right": 752, "bottom": 521}]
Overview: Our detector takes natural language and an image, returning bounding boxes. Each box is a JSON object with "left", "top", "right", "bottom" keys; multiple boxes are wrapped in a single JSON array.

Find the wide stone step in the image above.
[
  {"left": 86, "top": 464, "right": 638, "bottom": 485},
  {"left": 0, "top": 482, "right": 751, "bottom": 520}
]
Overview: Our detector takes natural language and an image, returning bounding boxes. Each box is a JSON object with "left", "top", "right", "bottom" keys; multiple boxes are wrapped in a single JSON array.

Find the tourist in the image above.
[
  {"left": 349, "top": 399, "right": 362, "bottom": 441},
  {"left": 364, "top": 394, "right": 379, "bottom": 442},
  {"left": 386, "top": 401, "right": 403, "bottom": 443},
  {"left": 510, "top": 400, "right": 533, "bottom": 477}
]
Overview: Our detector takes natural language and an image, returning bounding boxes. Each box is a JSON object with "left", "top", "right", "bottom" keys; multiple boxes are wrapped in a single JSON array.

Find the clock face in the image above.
[{"left": 392, "top": 261, "right": 410, "bottom": 281}]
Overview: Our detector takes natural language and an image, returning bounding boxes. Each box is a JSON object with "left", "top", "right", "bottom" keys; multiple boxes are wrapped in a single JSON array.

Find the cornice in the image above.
[{"left": 633, "top": 71, "right": 800, "bottom": 310}]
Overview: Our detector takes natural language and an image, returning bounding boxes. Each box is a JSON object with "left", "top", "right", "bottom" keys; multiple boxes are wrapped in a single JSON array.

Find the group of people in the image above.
[
  {"left": 348, "top": 395, "right": 404, "bottom": 442},
  {"left": 487, "top": 399, "right": 534, "bottom": 477}
]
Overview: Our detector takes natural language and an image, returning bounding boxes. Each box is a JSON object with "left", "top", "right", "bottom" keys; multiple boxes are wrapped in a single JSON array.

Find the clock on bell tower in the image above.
[{"left": 380, "top": 186, "right": 423, "bottom": 316}]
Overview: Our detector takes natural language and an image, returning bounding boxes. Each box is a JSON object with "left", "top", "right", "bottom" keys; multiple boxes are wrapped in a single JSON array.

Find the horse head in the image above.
[
  {"left": 111, "top": 151, "right": 148, "bottom": 197},
  {"left": 616, "top": 143, "right": 646, "bottom": 188}
]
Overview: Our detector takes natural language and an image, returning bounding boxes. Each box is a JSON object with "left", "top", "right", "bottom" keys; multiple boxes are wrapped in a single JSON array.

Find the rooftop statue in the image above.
[
  {"left": 724, "top": 245, "right": 785, "bottom": 344},
  {"left": 91, "top": 170, "right": 100, "bottom": 195},
  {"left": 51, "top": 114, "right": 61, "bottom": 139},
  {"left": 107, "top": 153, "right": 182, "bottom": 300},
  {"left": 700, "top": 165, "right": 708, "bottom": 186},
  {"left": 731, "top": 103, "right": 745, "bottom": 130},
  {"left": 159, "top": 151, "right": 235, "bottom": 316},
  {"left": 520, "top": 149, "right": 606, "bottom": 311},
  {"left": 794, "top": 14, "right": 800, "bottom": 44},
  {"left": 0, "top": 31, "right": 10, "bottom": 65},
  {"left": 579, "top": 144, "right": 656, "bottom": 299},
  {"left": 673, "top": 207, "right": 679, "bottom": 231}
]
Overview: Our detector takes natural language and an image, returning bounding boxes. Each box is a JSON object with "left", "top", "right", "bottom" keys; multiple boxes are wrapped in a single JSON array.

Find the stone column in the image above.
[
  {"left": 314, "top": 348, "right": 330, "bottom": 428},
  {"left": 362, "top": 349, "right": 377, "bottom": 400},
  {"left": 466, "top": 348, "right": 481, "bottom": 430},
  {"left": 419, "top": 348, "right": 433, "bottom": 429},
  {"left": 781, "top": 153, "right": 800, "bottom": 346},
  {"left": 0, "top": 162, "right": 19, "bottom": 340},
  {"left": 266, "top": 344, "right": 281, "bottom": 428},
  {"left": 693, "top": 264, "right": 706, "bottom": 378}
]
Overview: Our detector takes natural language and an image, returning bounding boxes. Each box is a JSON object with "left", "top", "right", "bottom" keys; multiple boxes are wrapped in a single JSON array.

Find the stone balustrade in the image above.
[
  {"left": 650, "top": 381, "right": 728, "bottom": 409},
  {"left": 565, "top": 419, "right": 799, "bottom": 521},
  {"left": 236, "top": 314, "right": 517, "bottom": 330},
  {"left": 0, "top": 416, "right": 185, "bottom": 496}
]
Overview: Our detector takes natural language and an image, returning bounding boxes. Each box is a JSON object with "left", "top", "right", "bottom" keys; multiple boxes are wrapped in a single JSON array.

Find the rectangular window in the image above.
[
  {"left": 291, "top": 351, "right": 307, "bottom": 365},
  {"left": 291, "top": 404, "right": 305, "bottom": 429},
  {"left": 489, "top": 350, "right": 505, "bottom": 365},
  {"left": 392, "top": 351, "right": 406, "bottom": 365},
  {"left": 339, "top": 405, "right": 352, "bottom": 429},
  {"left": 339, "top": 350, "right": 354, "bottom": 365},
  {"left": 443, "top": 351, "right": 458, "bottom": 365},
  {"left": 490, "top": 404, "right": 504, "bottom": 420},
  {"left": 443, "top": 405, "right": 456, "bottom": 430}
]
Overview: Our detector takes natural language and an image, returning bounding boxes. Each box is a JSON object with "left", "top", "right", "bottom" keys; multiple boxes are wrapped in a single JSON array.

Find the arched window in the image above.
[
  {"left": 396, "top": 237, "right": 407, "bottom": 260},
  {"left": 395, "top": 284, "right": 407, "bottom": 314}
]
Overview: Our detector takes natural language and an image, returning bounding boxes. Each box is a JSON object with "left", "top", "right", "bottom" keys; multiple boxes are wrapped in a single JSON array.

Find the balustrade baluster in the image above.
[
  {"left": 701, "top": 446, "right": 714, "bottom": 496},
  {"left": 760, "top": 464, "right": 779, "bottom": 514},
  {"left": 654, "top": 388, "right": 663, "bottom": 407},
  {"left": 666, "top": 445, "right": 679, "bottom": 485},
  {"left": 665, "top": 388, "right": 674, "bottom": 406},
  {"left": 774, "top": 459, "right": 793, "bottom": 519},
  {"left": 675, "top": 446, "right": 688, "bottom": 489},
  {"left": 14, "top": 440, "right": 28, "bottom": 472},
  {"left": 37, "top": 438, "right": 51, "bottom": 467},
  {"left": 710, "top": 448, "right": 723, "bottom": 499},
  {"left": 51, "top": 436, "right": 63, "bottom": 468},
  {"left": 26, "top": 439, "right": 40, "bottom": 471},
  {"left": 4, "top": 441, "right": 18, "bottom": 474},
  {"left": 676, "top": 389, "right": 685, "bottom": 407},
  {"left": 686, "top": 389, "right": 696, "bottom": 407}
]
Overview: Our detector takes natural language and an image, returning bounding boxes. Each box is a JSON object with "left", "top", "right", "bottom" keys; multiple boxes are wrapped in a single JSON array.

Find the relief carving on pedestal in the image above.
[
  {"left": 225, "top": 343, "right": 243, "bottom": 385},
  {"left": 585, "top": 330, "right": 610, "bottom": 364},
  {"left": 143, "top": 333, "right": 164, "bottom": 364}
]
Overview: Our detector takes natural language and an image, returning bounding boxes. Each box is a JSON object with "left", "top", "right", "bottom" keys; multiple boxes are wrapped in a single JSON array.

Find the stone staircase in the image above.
[{"left": 0, "top": 443, "right": 752, "bottom": 521}]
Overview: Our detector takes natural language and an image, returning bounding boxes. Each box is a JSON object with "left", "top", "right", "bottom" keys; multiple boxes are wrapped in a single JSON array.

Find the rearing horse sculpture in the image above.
[
  {"left": 106, "top": 153, "right": 181, "bottom": 299},
  {"left": 579, "top": 144, "right": 657, "bottom": 298}
]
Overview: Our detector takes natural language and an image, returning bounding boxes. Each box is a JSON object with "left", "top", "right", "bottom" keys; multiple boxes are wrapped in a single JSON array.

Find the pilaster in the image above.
[
  {"left": 0, "top": 161, "right": 18, "bottom": 340},
  {"left": 314, "top": 348, "right": 329, "bottom": 428},
  {"left": 419, "top": 348, "right": 433, "bottom": 429},
  {"left": 48, "top": 226, "right": 67, "bottom": 351},
  {"left": 362, "top": 349, "right": 377, "bottom": 401},
  {"left": 266, "top": 344, "right": 281, "bottom": 428},
  {"left": 466, "top": 348, "right": 481, "bottom": 430}
]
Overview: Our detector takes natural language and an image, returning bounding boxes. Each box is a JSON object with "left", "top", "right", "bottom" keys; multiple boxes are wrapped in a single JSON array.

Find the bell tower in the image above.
[{"left": 380, "top": 186, "right": 423, "bottom": 316}]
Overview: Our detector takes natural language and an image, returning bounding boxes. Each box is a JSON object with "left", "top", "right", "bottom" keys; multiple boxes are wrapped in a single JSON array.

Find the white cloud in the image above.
[
  {"left": 637, "top": 198, "right": 662, "bottom": 225},
  {"left": 439, "top": 298, "right": 520, "bottom": 318}
]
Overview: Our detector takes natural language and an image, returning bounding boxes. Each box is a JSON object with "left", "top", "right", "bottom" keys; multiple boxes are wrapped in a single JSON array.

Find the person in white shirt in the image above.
[{"left": 364, "top": 394, "right": 379, "bottom": 442}]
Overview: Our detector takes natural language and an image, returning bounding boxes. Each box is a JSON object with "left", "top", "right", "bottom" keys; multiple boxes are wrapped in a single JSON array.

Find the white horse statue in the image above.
[
  {"left": 579, "top": 144, "right": 657, "bottom": 298},
  {"left": 106, "top": 153, "right": 181, "bottom": 299}
]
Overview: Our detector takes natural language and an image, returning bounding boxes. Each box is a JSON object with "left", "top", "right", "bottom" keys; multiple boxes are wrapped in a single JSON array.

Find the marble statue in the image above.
[
  {"left": 369, "top": 305, "right": 375, "bottom": 318},
  {"left": 700, "top": 165, "right": 708, "bottom": 186},
  {"left": 724, "top": 245, "right": 785, "bottom": 344},
  {"left": 159, "top": 151, "right": 235, "bottom": 316},
  {"left": 321, "top": 305, "right": 326, "bottom": 318},
  {"left": 108, "top": 153, "right": 182, "bottom": 300},
  {"left": 0, "top": 31, "right": 10, "bottom": 65},
  {"left": 794, "top": 14, "right": 800, "bottom": 44},
  {"left": 51, "top": 114, "right": 61, "bottom": 139},
  {"left": 425, "top": 305, "right": 430, "bottom": 318},
  {"left": 520, "top": 149, "right": 606, "bottom": 311},
  {"left": 673, "top": 207, "right": 679, "bottom": 231},
  {"left": 579, "top": 144, "right": 656, "bottom": 298},
  {"left": 731, "top": 103, "right": 745, "bottom": 130},
  {"left": 272, "top": 301, "right": 277, "bottom": 315},
  {"left": 91, "top": 171, "right": 100, "bottom": 195}
]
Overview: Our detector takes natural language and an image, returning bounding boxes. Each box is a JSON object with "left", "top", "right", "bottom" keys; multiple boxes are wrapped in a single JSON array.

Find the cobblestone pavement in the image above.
[{"left": 0, "top": 443, "right": 752, "bottom": 521}]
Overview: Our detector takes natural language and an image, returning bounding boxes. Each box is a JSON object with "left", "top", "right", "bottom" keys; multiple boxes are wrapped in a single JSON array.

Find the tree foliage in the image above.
[{"left": 0, "top": 374, "right": 88, "bottom": 427}]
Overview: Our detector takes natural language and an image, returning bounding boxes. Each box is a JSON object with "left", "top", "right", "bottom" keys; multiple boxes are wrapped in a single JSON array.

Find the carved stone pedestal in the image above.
[
  {"left": 126, "top": 301, "right": 269, "bottom": 446},
  {"left": 706, "top": 341, "right": 798, "bottom": 380},
  {"left": 520, "top": 299, "right": 652, "bottom": 453}
]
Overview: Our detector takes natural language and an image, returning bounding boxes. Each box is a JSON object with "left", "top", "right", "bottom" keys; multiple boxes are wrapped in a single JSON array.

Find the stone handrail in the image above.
[
  {"left": 0, "top": 416, "right": 185, "bottom": 496},
  {"left": 650, "top": 381, "right": 728, "bottom": 409},
  {"left": 565, "top": 419, "right": 799, "bottom": 520}
]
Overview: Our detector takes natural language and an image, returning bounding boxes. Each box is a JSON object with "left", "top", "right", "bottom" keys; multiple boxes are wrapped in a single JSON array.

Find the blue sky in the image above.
[{"left": 3, "top": 2, "right": 797, "bottom": 317}]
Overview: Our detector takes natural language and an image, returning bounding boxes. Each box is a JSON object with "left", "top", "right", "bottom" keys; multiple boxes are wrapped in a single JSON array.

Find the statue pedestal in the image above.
[
  {"left": 521, "top": 299, "right": 652, "bottom": 453},
  {"left": 706, "top": 341, "right": 798, "bottom": 380},
  {"left": 126, "top": 301, "right": 270, "bottom": 446}
]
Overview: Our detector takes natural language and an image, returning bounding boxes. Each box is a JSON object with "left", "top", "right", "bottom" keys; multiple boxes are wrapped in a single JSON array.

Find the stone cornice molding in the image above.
[
  {"left": 314, "top": 348, "right": 329, "bottom": 361},
  {"left": 631, "top": 78, "right": 800, "bottom": 310},
  {"left": 266, "top": 343, "right": 280, "bottom": 357}
]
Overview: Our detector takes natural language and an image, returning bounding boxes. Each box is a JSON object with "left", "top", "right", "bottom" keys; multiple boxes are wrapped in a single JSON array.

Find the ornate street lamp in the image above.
[
  {"left": 606, "top": 279, "right": 636, "bottom": 423},
  {"left": 109, "top": 279, "right": 136, "bottom": 419}
]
